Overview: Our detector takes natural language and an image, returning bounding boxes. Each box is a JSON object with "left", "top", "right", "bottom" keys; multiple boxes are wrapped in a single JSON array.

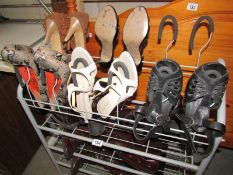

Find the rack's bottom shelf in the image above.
[{"left": 47, "top": 135, "right": 194, "bottom": 175}]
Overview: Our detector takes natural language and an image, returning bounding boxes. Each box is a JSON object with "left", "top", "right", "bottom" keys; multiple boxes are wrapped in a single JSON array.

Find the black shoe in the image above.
[
  {"left": 184, "top": 62, "right": 228, "bottom": 130},
  {"left": 178, "top": 62, "right": 228, "bottom": 162},
  {"left": 133, "top": 59, "right": 183, "bottom": 141}
]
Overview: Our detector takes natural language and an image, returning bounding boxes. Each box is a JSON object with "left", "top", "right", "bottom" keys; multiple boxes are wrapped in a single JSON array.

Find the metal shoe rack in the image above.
[{"left": 17, "top": 58, "right": 226, "bottom": 175}]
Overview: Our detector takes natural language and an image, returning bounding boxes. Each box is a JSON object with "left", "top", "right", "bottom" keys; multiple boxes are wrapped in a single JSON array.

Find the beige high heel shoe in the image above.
[
  {"left": 123, "top": 6, "right": 149, "bottom": 66},
  {"left": 95, "top": 6, "right": 118, "bottom": 63},
  {"left": 44, "top": 12, "right": 72, "bottom": 54},
  {"left": 64, "top": 12, "right": 89, "bottom": 48}
]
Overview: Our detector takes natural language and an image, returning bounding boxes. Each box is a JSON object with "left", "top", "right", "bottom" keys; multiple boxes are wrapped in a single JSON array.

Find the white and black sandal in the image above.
[
  {"left": 67, "top": 47, "right": 97, "bottom": 123},
  {"left": 90, "top": 51, "right": 138, "bottom": 136}
]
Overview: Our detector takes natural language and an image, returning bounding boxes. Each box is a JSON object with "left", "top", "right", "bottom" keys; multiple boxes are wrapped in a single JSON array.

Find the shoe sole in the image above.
[
  {"left": 123, "top": 6, "right": 149, "bottom": 65},
  {"left": 147, "top": 59, "right": 183, "bottom": 123},
  {"left": 185, "top": 62, "right": 229, "bottom": 130},
  {"left": 95, "top": 5, "right": 118, "bottom": 63}
]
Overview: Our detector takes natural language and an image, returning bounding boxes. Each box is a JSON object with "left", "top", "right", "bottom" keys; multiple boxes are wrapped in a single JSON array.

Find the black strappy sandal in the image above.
[
  {"left": 177, "top": 62, "right": 228, "bottom": 162},
  {"left": 176, "top": 16, "right": 229, "bottom": 163},
  {"left": 133, "top": 15, "right": 182, "bottom": 142},
  {"left": 133, "top": 59, "right": 183, "bottom": 141}
]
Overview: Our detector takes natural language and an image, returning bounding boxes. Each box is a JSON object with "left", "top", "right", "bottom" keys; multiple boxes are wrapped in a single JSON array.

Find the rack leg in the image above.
[
  {"left": 17, "top": 85, "right": 63, "bottom": 175},
  {"left": 196, "top": 67, "right": 227, "bottom": 175},
  {"left": 196, "top": 137, "right": 222, "bottom": 175}
]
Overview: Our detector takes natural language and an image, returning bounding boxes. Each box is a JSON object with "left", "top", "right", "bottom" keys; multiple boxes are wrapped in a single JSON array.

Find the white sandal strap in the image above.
[
  {"left": 109, "top": 63, "right": 138, "bottom": 96},
  {"left": 67, "top": 47, "right": 97, "bottom": 122}
]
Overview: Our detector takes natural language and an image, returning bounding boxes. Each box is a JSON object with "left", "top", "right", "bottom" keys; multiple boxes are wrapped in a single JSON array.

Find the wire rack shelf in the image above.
[{"left": 17, "top": 66, "right": 226, "bottom": 175}]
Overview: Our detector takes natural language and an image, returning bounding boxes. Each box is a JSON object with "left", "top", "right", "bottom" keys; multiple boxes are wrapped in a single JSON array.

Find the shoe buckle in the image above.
[
  {"left": 156, "top": 114, "right": 165, "bottom": 126},
  {"left": 188, "top": 118, "right": 195, "bottom": 126},
  {"left": 147, "top": 110, "right": 164, "bottom": 125}
]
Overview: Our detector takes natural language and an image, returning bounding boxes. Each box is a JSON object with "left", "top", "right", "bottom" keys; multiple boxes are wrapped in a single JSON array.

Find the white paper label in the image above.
[
  {"left": 187, "top": 3, "right": 199, "bottom": 11},
  {"left": 92, "top": 139, "right": 103, "bottom": 147}
]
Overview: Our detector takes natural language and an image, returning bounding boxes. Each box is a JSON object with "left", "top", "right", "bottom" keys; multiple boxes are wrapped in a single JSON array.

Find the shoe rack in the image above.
[
  {"left": 16, "top": 0, "right": 232, "bottom": 174},
  {"left": 17, "top": 63, "right": 226, "bottom": 175},
  {"left": 17, "top": 60, "right": 226, "bottom": 175}
]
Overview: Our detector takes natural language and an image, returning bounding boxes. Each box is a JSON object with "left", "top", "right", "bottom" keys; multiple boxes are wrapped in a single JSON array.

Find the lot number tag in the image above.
[
  {"left": 187, "top": 3, "right": 198, "bottom": 11},
  {"left": 92, "top": 139, "right": 103, "bottom": 147}
]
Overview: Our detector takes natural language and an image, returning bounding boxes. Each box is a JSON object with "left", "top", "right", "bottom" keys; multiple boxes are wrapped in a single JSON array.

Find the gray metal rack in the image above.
[{"left": 16, "top": 58, "right": 226, "bottom": 175}]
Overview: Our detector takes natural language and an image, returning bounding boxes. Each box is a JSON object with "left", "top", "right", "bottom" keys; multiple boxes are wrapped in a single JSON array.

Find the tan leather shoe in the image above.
[
  {"left": 110, "top": 130, "right": 161, "bottom": 174},
  {"left": 44, "top": 12, "right": 75, "bottom": 54},
  {"left": 65, "top": 11, "right": 89, "bottom": 48}
]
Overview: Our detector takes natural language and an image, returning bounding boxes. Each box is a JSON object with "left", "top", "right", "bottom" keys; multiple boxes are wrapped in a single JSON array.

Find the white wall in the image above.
[
  {"left": 0, "top": 0, "right": 51, "bottom": 19},
  {"left": 0, "top": 1, "right": 168, "bottom": 19}
]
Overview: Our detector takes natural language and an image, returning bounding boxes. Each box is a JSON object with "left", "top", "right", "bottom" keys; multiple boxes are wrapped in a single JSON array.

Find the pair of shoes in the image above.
[
  {"left": 67, "top": 47, "right": 138, "bottom": 136},
  {"left": 1, "top": 44, "right": 84, "bottom": 130},
  {"left": 133, "top": 59, "right": 228, "bottom": 149},
  {"left": 95, "top": 5, "right": 149, "bottom": 66},
  {"left": 1, "top": 44, "right": 71, "bottom": 108},
  {"left": 135, "top": 59, "right": 228, "bottom": 137},
  {"left": 44, "top": 11, "right": 89, "bottom": 54},
  {"left": 109, "top": 130, "right": 162, "bottom": 174}
]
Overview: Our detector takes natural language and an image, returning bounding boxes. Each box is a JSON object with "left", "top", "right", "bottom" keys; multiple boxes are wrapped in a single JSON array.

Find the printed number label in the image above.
[
  {"left": 92, "top": 139, "right": 103, "bottom": 147},
  {"left": 187, "top": 3, "right": 198, "bottom": 11}
]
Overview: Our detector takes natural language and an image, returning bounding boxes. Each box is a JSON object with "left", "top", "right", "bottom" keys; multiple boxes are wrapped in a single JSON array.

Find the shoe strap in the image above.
[
  {"left": 176, "top": 113, "right": 225, "bottom": 162},
  {"left": 92, "top": 61, "right": 138, "bottom": 100},
  {"left": 158, "top": 15, "right": 178, "bottom": 44},
  {"left": 14, "top": 66, "right": 25, "bottom": 87},
  {"left": 133, "top": 105, "right": 164, "bottom": 142},
  {"left": 189, "top": 16, "right": 214, "bottom": 53},
  {"left": 67, "top": 83, "right": 92, "bottom": 112},
  {"left": 48, "top": 112, "right": 82, "bottom": 130},
  {"left": 108, "top": 62, "right": 138, "bottom": 96},
  {"left": 69, "top": 62, "right": 96, "bottom": 86},
  {"left": 68, "top": 83, "right": 93, "bottom": 93},
  {"left": 92, "top": 78, "right": 109, "bottom": 93}
]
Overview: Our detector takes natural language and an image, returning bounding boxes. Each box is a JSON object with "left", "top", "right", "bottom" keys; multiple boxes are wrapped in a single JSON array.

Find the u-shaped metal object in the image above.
[
  {"left": 189, "top": 15, "right": 214, "bottom": 54},
  {"left": 158, "top": 15, "right": 178, "bottom": 59},
  {"left": 158, "top": 15, "right": 178, "bottom": 44}
]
